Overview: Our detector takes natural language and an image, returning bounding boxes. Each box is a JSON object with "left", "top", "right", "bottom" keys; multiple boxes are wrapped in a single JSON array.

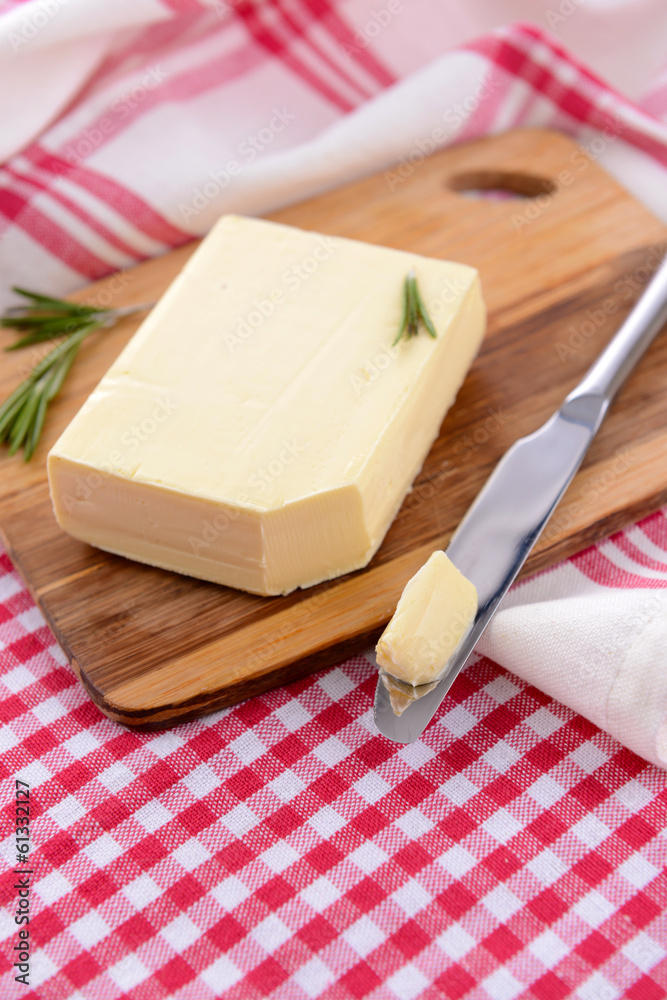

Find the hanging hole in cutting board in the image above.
[{"left": 448, "top": 170, "right": 557, "bottom": 201}]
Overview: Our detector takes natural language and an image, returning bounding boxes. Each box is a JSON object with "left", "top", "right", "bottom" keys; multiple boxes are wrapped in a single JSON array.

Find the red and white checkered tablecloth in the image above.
[
  {"left": 1, "top": 529, "right": 666, "bottom": 999},
  {"left": 1, "top": 2, "right": 667, "bottom": 998}
]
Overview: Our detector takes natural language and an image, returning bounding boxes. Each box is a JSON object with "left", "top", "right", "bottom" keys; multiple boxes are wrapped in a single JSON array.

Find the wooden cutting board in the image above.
[{"left": 2, "top": 128, "right": 667, "bottom": 728}]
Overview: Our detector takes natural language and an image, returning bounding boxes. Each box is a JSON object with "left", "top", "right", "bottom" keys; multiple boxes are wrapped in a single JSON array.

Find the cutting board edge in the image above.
[{"left": 82, "top": 485, "right": 667, "bottom": 729}]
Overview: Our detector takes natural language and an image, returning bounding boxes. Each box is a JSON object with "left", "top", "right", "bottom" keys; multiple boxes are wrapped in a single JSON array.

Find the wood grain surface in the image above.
[{"left": 1, "top": 128, "right": 666, "bottom": 728}]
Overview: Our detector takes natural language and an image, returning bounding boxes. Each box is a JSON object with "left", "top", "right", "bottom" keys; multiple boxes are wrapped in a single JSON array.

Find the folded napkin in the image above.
[
  {"left": 478, "top": 513, "right": 667, "bottom": 769},
  {"left": 2, "top": 2, "right": 667, "bottom": 766}
]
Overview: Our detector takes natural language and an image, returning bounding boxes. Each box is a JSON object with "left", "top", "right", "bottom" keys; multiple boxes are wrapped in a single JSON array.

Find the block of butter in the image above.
[
  {"left": 47, "top": 215, "right": 485, "bottom": 596},
  {"left": 376, "top": 550, "right": 478, "bottom": 688}
]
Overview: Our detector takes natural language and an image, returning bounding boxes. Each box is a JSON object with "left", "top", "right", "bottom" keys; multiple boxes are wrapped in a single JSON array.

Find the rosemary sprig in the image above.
[
  {"left": 393, "top": 269, "right": 438, "bottom": 346},
  {"left": 0, "top": 288, "right": 151, "bottom": 461}
]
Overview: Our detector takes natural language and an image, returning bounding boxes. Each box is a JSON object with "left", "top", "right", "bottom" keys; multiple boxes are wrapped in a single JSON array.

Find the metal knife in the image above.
[{"left": 373, "top": 254, "right": 667, "bottom": 744}]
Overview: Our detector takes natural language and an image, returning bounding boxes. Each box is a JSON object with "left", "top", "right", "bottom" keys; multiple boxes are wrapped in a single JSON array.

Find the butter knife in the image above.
[{"left": 373, "top": 254, "right": 667, "bottom": 743}]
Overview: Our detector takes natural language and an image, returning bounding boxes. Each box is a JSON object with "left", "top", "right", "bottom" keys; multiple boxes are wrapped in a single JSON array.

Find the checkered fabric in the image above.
[
  {"left": 0, "top": 528, "right": 666, "bottom": 999},
  {"left": 2, "top": 3, "right": 667, "bottom": 997}
]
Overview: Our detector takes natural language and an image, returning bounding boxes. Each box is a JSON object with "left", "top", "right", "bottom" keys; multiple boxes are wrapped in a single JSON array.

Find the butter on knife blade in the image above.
[{"left": 376, "top": 551, "right": 478, "bottom": 715}]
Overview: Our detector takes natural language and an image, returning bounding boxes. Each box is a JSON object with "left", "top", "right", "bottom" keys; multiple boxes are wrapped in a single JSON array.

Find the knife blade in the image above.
[{"left": 373, "top": 254, "right": 667, "bottom": 744}]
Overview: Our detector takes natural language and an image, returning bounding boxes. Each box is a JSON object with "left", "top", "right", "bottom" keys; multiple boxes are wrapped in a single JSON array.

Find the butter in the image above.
[
  {"left": 47, "top": 215, "right": 485, "bottom": 596},
  {"left": 376, "top": 551, "right": 478, "bottom": 686}
]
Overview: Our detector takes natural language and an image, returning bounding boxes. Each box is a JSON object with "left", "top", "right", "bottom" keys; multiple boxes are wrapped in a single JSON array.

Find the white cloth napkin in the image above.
[
  {"left": 1, "top": 1, "right": 667, "bottom": 766},
  {"left": 478, "top": 536, "right": 667, "bottom": 769}
]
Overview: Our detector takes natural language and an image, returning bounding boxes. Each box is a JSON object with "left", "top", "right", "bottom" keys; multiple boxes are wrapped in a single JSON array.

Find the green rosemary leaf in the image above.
[
  {"left": 4, "top": 333, "right": 56, "bottom": 351},
  {"left": 0, "top": 389, "right": 30, "bottom": 443},
  {"left": 46, "top": 341, "right": 82, "bottom": 400},
  {"left": 3, "top": 318, "right": 89, "bottom": 347},
  {"left": 8, "top": 386, "right": 41, "bottom": 455},
  {"left": 10, "top": 287, "right": 99, "bottom": 314},
  {"left": 1, "top": 286, "right": 152, "bottom": 459},
  {"left": 1, "top": 317, "right": 42, "bottom": 328},
  {"left": 24, "top": 392, "right": 49, "bottom": 462},
  {"left": 2, "top": 315, "right": 81, "bottom": 330},
  {"left": 392, "top": 275, "right": 411, "bottom": 347},
  {"left": 1, "top": 330, "right": 91, "bottom": 459},
  {"left": 24, "top": 364, "right": 63, "bottom": 462},
  {"left": 405, "top": 272, "right": 419, "bottom": 338},
  {"left": 411, "top": 275, "right": 438, "bottom": 339},
  {"left": 393, "top": 269, "right": 438, "bottom": 345},
  {"left": 1, "top": 313, "right": 78, "bottom": 328}
]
